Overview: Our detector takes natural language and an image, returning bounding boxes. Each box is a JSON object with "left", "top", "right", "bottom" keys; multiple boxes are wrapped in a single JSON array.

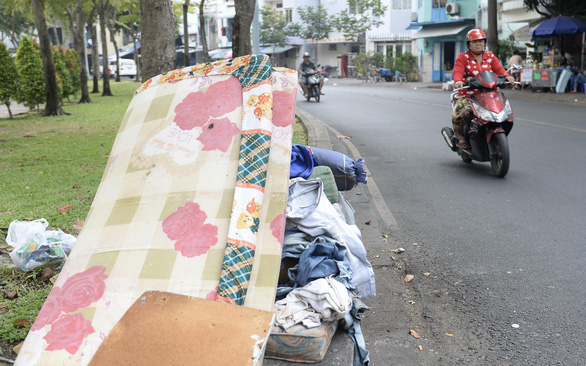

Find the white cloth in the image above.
[
  {"left": 274, "top": 276, "right": 352, "bottom": 329},
  {"left": 286, "top": 178, "right": 376, "bottom": 299}
]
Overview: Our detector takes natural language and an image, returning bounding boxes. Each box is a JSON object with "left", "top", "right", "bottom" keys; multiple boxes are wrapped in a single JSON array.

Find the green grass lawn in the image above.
[
  {"left": 0, "top": 81, "right": 138, "bottom": 232},
  {"left": 0, "top": 80, "right": 307, "bottom": 357}
]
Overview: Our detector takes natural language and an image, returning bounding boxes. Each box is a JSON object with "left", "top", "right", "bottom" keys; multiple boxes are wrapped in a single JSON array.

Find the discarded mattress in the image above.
[
  {"left": 15, "top": 55, "right": 298, "bottom": 365},
  {"left": 265, "top": 320, "right": 339, "bottom": 363}
]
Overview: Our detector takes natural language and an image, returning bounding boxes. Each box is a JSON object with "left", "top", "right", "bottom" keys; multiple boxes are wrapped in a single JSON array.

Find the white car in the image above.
[{"left": 108, "top": 59, "right": 137, "bottom": 78}]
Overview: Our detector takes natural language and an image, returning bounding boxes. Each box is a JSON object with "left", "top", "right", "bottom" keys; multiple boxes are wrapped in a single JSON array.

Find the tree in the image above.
[
  {"left": 259, "top": 5, "right": 299, "bottom": 66},
  {"left": 523, "top": 0, "right": 586, "bottom": 17},
  {"left": 107, "top": 3, "right": 121, "bottom": 82},
  {"left": 62, "top": 0, "right": 91, "bottom": 103},
  {"left": 15, "top": 36, "right": 45, "bottom": 111},
  {"left": 94, "top": 0, "right": 113, "bottom": 96},
  {"left": 182, "top": 0, "right": 190, "bottom": 66},
  {"left": 0, "top": 42, "right": 21, "bottom": 119},
  {"left": 141, "top": 0, "right": 176, "bottom": 81},
  {"left": 118, "top": 0, "right": 141, "bottom": 81},
  {"left": 199, "top": 0, "right": 210, "bottom": 62},
  {"left": 53, "top": 47, "right": 74, "bottom": 101},
  {"left": 31, "top": 0, "right": 67, "bottom": 116},
  {"left": 332, "top": 0, "right": 387, "bottom": 52},
  {"left": 87, "top": 10, "right": 100, "bottom": 93},
  {"left": 0, "top": 1, "right": 35, "bottom": 49},
  {"left": 65, "top": 48, "right": 82, "bottom": 96},
  {"left": 296, "top": 4, "right": 333, "bottom": 60},
  {"left": 232, "top": 0, "right": 255, "bottom": 57}
]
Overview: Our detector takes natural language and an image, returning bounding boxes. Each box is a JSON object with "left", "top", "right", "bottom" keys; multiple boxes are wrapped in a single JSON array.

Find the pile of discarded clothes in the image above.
[{"left": 265, "top": 144, "right": 373, "bottom": 365}]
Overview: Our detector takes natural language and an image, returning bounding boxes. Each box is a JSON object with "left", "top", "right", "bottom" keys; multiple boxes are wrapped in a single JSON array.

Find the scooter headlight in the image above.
[{"left": 472, "top": 100, "right": 512, "bottom": 122}]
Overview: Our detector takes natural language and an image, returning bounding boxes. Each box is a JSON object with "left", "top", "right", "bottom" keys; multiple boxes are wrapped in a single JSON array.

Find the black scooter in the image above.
[{"left": 304, "top": 66, "right": 322, "bottom": 103}]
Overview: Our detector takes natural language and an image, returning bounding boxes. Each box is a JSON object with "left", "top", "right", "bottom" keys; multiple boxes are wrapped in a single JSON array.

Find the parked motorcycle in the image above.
[
  {"left": 441, "top": 66, "right": 521, "bottom": 178},
  {"left": 304, "top": 66, "right": 322, "bottom": 102}
]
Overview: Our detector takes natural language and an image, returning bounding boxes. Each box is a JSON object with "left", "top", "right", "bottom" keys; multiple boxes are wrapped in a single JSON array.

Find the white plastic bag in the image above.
[{"left": 6, "top": 219, "right": 76, "bottom": 272}]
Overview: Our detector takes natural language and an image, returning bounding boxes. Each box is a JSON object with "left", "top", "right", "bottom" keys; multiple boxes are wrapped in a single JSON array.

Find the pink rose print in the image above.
[
  {"left": 44, "top": 313, "right": 95, "bottom": 354},
  {"left": 59, "top": 266, "right": 107, "bottom": 313},
  {"left": 162, "top": 202, "right": 218, "bottom": 257},
  {"left": 31, "top": 287, "right": 62, "bottom": 331},
  {"left": 206, "top": 286, "right": 219, "bottom": 300},
  {"left": 272, "top": 91, "right": 296, "bottom": 128},
  {"left": 173, "top": 91, "right": 209, "bottom": 130},
  {"left": 198, "top": 118, "right": 240, "bottom": 152},
  {"left": 270, "top": 211, "right": 286, "bottom": 246},
  {"left": 204, "top": 77, "right": 243, "bottom": 118}
]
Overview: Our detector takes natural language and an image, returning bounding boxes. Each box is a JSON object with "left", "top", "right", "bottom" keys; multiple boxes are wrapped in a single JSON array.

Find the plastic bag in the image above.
[
  {"left": 309, "top": 146, "right": 368, "bottom": 191},
  {"left": 7, "top": 219, "right": 76, "bottom": 272}
]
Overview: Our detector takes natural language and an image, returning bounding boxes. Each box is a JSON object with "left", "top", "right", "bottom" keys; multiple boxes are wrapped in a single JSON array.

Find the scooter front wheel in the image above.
[{"left": 489, "top": 133, "right": 510, "bottom": 178}]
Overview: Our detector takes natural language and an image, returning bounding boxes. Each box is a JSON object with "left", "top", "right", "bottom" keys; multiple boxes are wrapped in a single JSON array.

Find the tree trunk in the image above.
[
  {"left": 31, "top": 0, "right": 67, "bottom": 116},
  {"left": 98, "top": 0, "right": 113, "bottom": 95},
  {"left": 199, "top": 0, "right": 210, "bottom": 62},
  {"left": 107, "top": 6, "right": 121, "bottom": 82},
  {"left": 132, "top": 24, "right": 140, "bottom": 82},
  {"left": 72, "top": 0, "right": 91, "bottom": 103},
  {"left": 89, "top": 19, "right": 100, "bottom": 93},
  {"left": 487, "top": 0, "right": 498, "bottom": 54},
  {"left": 183, "top": 0, "right": 190, "bottom": 67},
  {"left": 141, "top": 0, "right": 176, "bottom": 81},
  {"left": 4, "top": 102, "right": 13, "bottom": 119},
  {"left": 232, "top": 0, "right": 255, "bottom": 57}
]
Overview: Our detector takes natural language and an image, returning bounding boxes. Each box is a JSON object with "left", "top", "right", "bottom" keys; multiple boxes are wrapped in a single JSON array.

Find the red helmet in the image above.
[{"left": 466, "top": 29, "right": 486, "bottom": 42}]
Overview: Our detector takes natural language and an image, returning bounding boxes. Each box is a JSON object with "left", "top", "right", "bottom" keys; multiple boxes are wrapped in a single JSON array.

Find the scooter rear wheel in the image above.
[
  {"left": 489, "top": 133, "right": 510, "bottom": 177},
  {"left": 313, "top": 85, "right": 320, "bottom": 102}
]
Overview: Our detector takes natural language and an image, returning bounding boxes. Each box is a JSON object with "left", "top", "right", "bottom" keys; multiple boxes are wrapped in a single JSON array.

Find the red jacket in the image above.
[{"left": 452, "top": 50, "right": 510, "bottom": 97}]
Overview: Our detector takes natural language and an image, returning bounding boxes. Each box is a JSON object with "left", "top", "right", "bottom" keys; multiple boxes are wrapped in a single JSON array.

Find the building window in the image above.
[
  {"left": 329, "top": 44, "right": 337, "bottom": 51},
  {"left": 392, "top": 0, "right": 411, "bottom": 9},
  {"left": 433, "top": 0, "right": 447, "bottom": 8},
  {"left": 377, "top": 45, "right": 384, "bottom": 54},
  {"left": 285, "top": 9, "right": 292, "bottom": 23}
]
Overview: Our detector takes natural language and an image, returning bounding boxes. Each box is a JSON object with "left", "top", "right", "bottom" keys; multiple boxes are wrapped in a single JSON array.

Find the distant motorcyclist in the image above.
[
  {"left": 298, "top": 52, "right": 324, "bottom": 97},
  {"left": 452, "top": 29, "right": 514, "bottom": 149}
]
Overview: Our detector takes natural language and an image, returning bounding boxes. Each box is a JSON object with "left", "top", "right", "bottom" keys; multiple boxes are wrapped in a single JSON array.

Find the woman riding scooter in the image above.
[{"left": 452, "top": 29, "right": 515, "bottom": 149}]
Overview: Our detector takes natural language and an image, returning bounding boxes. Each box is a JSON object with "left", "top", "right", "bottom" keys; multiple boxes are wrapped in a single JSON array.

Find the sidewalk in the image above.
[
  {"left": 0, "top": 103, "right": 29, "bottom": 118},
  {"left": 326, "top": 77, "right": 586, "bottom": 104}
]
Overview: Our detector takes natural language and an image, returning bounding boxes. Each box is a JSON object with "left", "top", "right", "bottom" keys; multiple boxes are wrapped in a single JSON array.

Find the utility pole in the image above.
[{"left": 487, "top": 0, "right": 498, "bottom": 54}]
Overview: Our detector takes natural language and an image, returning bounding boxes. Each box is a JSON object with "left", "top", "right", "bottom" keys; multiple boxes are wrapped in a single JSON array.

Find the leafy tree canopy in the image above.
[
  {"left": 15, "top": 35, "right": 46, "bottom": 110},
  {"left": 296, "top": 4, "right": 334, "bottom": 42},
  {"left": 523, "top": 0, "right": 586, "bottom": 17},
  {"left": 332, "top": 0, "right": 387, "bottom": 43},
  {"left": 260, "top": 5, "right": 299, "bottom": 48}
]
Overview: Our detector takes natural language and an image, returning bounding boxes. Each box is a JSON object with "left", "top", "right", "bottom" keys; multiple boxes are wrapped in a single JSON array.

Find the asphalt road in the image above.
[{"left": 297, "top": 85, "right": 586, "bottom": 365}]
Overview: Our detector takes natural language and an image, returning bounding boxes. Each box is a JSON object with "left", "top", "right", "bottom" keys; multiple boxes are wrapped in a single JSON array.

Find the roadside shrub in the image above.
[
  {"left": 386, "top": 52, "right": 418, "bottom": 81},
  {"left": 53, "top": 47, "right": 74, "bottom": 101},
  {"left": 65, "top": 48, "right": 81, "bottom": 96},
  {"left": 0, "top": 42, "right": 21, "bottom": 118},
  {"left": 15, "top": 36, "right": 45, "bottom": 111}
]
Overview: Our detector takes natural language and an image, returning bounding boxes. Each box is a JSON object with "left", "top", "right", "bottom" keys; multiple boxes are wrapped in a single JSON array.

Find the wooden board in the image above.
[{"left": 89, "top": 291, "right": 275, "bottom": 366}]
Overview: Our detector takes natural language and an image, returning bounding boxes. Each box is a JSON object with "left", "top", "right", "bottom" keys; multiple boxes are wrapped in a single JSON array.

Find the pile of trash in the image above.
[
  {"left": 265, "top": 144, "right": 373, "bottom": 365},
  {"left": 5, "top": 218, "right": 76, "bottom": 272}
]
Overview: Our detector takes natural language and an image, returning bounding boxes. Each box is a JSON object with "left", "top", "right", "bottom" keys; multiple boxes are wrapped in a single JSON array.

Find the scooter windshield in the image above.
[{"left": 477, "top": 71, "right": 497, "bottom": 89}]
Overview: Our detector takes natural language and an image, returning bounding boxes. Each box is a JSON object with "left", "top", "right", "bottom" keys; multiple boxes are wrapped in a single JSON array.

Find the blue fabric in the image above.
[
  {"left": 296, "top": 238, "right": 346, "bottom": 287},
  {"left": 290, "top": 144, "right": 314, "bottom": 179},
  {"left": 309, "top": 146, "right": 368, "bottom": 191},
  {"left": 343, "top": 297, "right": 371, "bottom": 366},
  {"left": 530, "top": 16, "right": 586, "bottom": 37},
  {"left": 277, "top": 232, "right": 356, "bottom": 299}
]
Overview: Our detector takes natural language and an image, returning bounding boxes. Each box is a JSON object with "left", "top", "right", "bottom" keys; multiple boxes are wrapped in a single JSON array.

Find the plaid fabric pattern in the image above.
[
  {"left": 237, "top": 132, "right": 271, "bottom": 188},
  {"left": 231, "top": 54, "right": 273, "bottom": 90},
  {"left": 216, "top": 243, "right": 256, "bottom": 304}
]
